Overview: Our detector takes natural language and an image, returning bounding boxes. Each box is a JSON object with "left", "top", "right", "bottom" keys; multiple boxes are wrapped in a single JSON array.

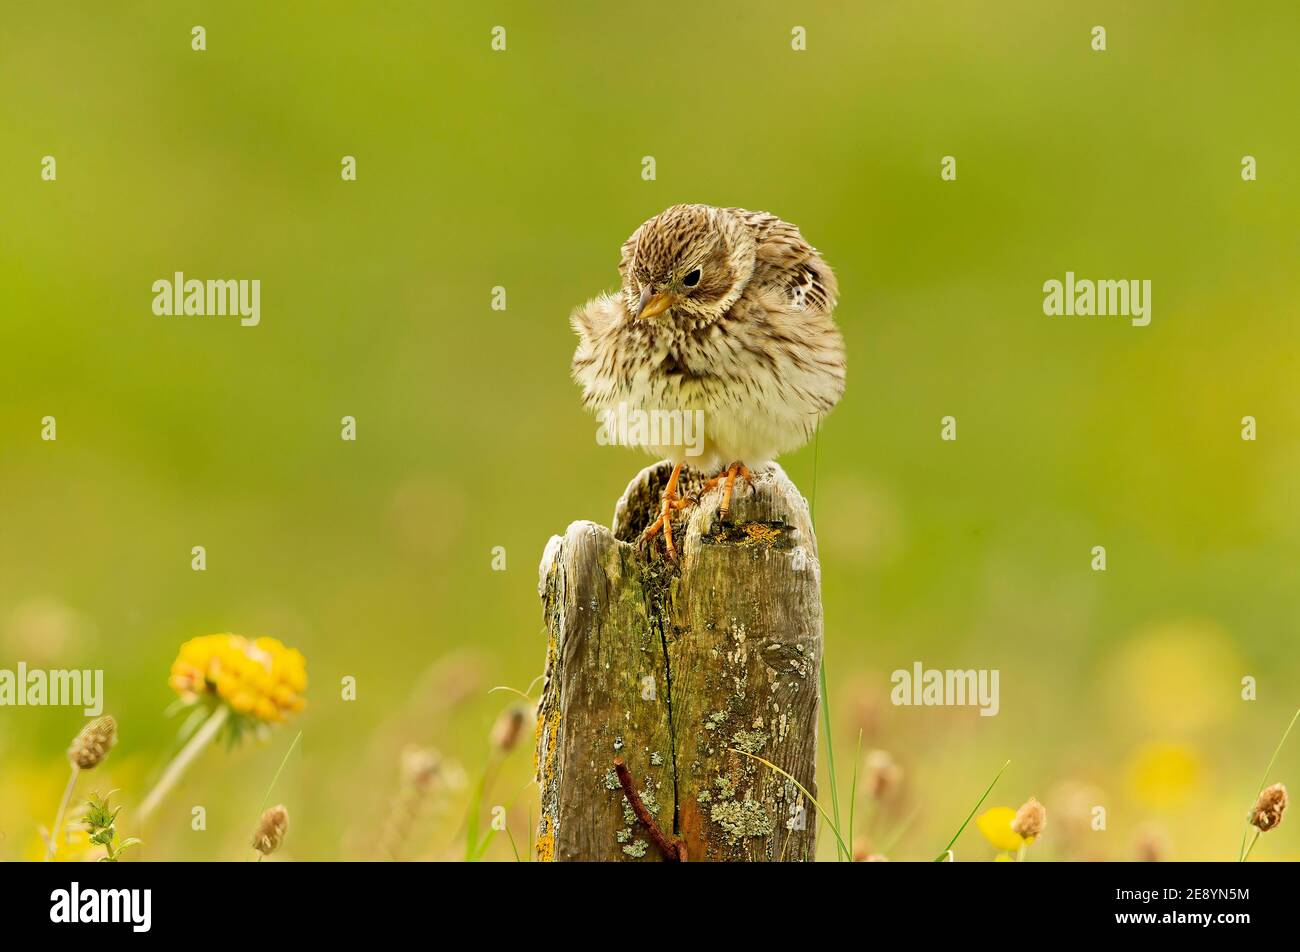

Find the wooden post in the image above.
[{"left": 535, "top": 461, "right": 823, "bottom": 861}]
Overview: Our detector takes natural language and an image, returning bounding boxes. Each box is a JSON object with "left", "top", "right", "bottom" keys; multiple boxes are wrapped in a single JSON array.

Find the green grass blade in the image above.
[
  {"left": 933, "top": 759, "right": 1010, "bottom": 862},
  {"left": 1238, "top": 705, "right": 1300, "bottom": 861},
  {"left": 729, "top": 747, "right": 850, "bottom": 859},
  {"left": 464, "top": 769, "right": 487, "bottom": 861},
  {"left": 848, "top": 729, "right": 862, "bottom": 860},
  {"left": 257, "top": 730, "right": 302, "bottom": 816},
  {"left": 806, "top": 430, "right": 845, "bottom": 861},
  {"left": 819, "top": 657, "right": 846, "bottom": 860},
  {"left": 469, "top": 826, "right": 494, "bottom": 862}
]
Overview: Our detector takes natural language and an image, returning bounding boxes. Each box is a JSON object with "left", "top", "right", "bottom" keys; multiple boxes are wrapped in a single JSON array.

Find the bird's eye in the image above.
[{"left": 683, "top": 268, "right": 702, "bottom": 288}]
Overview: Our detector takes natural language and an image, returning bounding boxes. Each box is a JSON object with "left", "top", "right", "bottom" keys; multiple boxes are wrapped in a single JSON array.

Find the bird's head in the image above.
[{"left": 621, "top": 205, "right": 755, "bottom": 325}]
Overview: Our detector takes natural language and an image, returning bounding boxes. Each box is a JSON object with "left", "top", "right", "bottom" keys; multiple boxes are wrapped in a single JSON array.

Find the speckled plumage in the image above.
[{"left": 571, "top": 204, "right": 846, "bottom": 473}]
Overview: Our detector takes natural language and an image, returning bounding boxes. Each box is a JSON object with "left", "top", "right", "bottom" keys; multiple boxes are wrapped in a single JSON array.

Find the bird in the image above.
[{"left": 570, "top": 204, "right": 846, "bottom": 560}]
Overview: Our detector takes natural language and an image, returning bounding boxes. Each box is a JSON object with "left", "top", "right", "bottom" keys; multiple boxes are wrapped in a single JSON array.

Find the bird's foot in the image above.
[
  {"left": 702, "top": 461, "right": 755, "bottom": 522},
  {"left": 638, "top": 462, "right": 694, "bottom": 562}
]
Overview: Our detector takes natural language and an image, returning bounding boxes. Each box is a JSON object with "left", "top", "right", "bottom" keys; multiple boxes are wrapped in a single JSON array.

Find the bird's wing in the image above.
[
  {"left": 728, "top": 208, "right": 839, "bottom": 317},
  {"left": 575, "top": 223, "right": 642, "bottom": 341},
  {"left": 569, "top": 293, "right": 627, "bottom": 413},
  {"left": 570, "top": 292, "right": 623, "bottom": 343}
]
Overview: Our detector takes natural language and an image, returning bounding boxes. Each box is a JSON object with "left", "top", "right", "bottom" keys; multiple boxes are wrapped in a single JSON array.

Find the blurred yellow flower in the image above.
[
  {"left": 169, "top": 634, "right": 307, "bottom": 723},
  {"left": 976, "top": 807, "right": 1025, "bottom": 852},
  {"left": 1106, "top": 622, "right": 1237, "bottom": 733},
  {"left": 27, "top": 824, "right": 95, "bottom": 862},
  {"left": 1128, "top": 742, "right": 1200, "bottom": 808}
]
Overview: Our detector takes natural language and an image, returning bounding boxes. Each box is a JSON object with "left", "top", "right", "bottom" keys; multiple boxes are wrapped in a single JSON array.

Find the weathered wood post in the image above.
[{"left": 535, "top": 461, "right": 823, "bottom": 861}]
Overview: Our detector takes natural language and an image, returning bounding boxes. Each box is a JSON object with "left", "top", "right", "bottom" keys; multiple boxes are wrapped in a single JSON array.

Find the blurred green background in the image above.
[{"left": 2, "top": 1, "right": 1298, "bottom": 861}]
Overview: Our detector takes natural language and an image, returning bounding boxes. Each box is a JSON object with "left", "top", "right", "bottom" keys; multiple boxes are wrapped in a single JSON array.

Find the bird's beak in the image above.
[{"left": 634, "top": 287, "right": 676, "bottom": 321}]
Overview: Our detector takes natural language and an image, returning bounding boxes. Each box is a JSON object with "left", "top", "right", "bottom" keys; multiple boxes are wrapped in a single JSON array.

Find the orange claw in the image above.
[
  {"left": 639, "top": 462, "right": 692, "bottom": 561},
  {"left": 702, "top": 461, "right": 754, "bottom": 520}
]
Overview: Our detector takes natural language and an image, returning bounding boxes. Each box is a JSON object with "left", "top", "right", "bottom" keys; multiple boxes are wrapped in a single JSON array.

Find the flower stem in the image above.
[
  {"left": 137, "top": 705, "right": 229, "bottom": 823},
  {"left": 1242, "top": 829, "right": 1261, "bottom": 863},
  {"left": 1237, "top": 704, "right": 1300, "bottom": 861},
  {"left": 44, "top": 764, "right": 80, "bottom": 862}
]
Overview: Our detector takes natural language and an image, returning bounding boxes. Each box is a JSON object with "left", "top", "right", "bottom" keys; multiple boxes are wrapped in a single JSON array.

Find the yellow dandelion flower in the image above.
[
  {"left": 168, "top": 633, "right": 307, "bottom": 723},
  {"left": 140, "top": 633, "right": 307, "bottom": 824},
  {"left": 976, "top": 806, "right": 1025, "bottom": 852}
]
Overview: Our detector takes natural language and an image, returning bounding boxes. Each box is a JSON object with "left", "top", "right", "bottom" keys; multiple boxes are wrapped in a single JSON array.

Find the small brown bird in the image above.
[{"left": 571, "top": 204, "right": 846, "bottom": 558}]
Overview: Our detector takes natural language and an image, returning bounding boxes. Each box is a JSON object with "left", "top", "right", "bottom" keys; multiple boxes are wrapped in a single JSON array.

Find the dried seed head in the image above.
[
  {"left": 252, "top": 804, "right": 289, "bottom": 855},
  {"left": 489, "top": 703, "right": 529, "bottom": 754},
  {"left": 68, "top": 715, "right": 117, "bottom": 769},
  {"left": 1135, "top": 824, "right": 1169, "bottom": 862},
  {"left": 1011, "top": 796, "right": 1047, "bottom": 840},
  {"left": 1050, "top": 780, "right": 1105, "bottom": 843},
  {"left": 1250, "top": 783, "right": 1288, "bottom": 833},
  {"left": 400, "top": 745, "right": 444, "bottom": 793},
  {"left": 863, "top": 749, "right": 903, "bottom": 800}
]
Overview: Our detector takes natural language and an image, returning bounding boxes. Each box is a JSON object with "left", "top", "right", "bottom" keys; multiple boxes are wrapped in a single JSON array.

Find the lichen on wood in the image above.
[{"left": 535, "top": 461, "right": 822, "bottom": 861}]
